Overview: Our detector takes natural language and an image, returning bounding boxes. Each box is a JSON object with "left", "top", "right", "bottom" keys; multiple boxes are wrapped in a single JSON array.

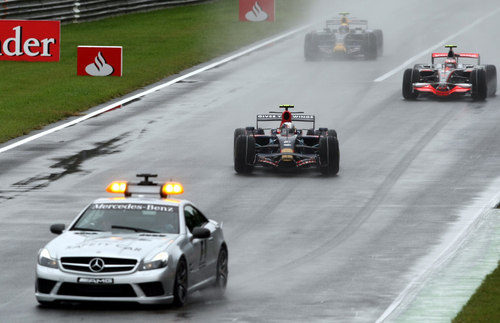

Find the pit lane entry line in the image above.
[
  {"left": 0, "top": 24, "right": 311, "bottom": 155},
  {"left": 374, "top": 7, "right": 500, "bottom": 83}
]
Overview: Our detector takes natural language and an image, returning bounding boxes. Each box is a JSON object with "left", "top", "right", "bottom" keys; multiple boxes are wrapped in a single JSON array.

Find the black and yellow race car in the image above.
[
  {"left": 233, "top": 105, "right": 339, "bottom": 176},
  {"left": 304, "top": 13, "right": 383, "bottom": 61}
]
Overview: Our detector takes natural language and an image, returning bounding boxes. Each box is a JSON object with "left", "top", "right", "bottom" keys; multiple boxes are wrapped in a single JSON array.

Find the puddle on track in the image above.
[{"left": 7, "top": 134, "right": 128, "bottom": 196}]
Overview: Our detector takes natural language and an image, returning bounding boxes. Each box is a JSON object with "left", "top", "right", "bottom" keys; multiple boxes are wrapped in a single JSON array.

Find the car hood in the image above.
[{"left": 46, "top": 231, "right": 179, "bottom": 260}]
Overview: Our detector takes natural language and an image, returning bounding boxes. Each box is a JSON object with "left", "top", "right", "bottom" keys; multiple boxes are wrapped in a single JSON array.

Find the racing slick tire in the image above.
[
  {"left": 319, "top": 134, "right": 340, "bottom": 176},
  {"left": 234, "top": 135, "right": 255, "bottom": 174},
  {"left": 402, "top": 68, "right": 419, "bottom": 100},
  {"left": 485, "top": 65, "right": 497, "bottom": 97},
  {"left": 363, "top": 32, "right": 378, "bottom": 60},
  {"left": 328, "top": 129, "right": 338, "bottom": 138},
  {"left": 212, "top": 246, "right": 228, "bottom": 298},
  {"left": 173, "top": 258, "right": 188, "bottom": 307},
  {"left": 304, "top": 33, "right": 319, "bottom": 61},
  {"left": 471, "top": 68, "right": 487, "bottom": 101},
  {"left": 373, "top": 29, "right": 383, "bottom": 56},
  {"left": 317, "top": 127, "right": 328, "bottom": 136},
  {"left": 234, "top": 128, "right": 246, "bottom": 150}
]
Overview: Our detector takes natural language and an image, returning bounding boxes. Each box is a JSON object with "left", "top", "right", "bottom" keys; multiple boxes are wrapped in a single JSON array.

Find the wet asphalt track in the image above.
[{"left": 1, "top": 0, "right": 500, "bottom": 321}]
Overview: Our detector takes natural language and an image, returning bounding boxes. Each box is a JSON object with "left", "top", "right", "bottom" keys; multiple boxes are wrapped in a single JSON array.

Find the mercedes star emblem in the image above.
[{"left": 89, "top": 258, "right": 105, "bottom": 272}]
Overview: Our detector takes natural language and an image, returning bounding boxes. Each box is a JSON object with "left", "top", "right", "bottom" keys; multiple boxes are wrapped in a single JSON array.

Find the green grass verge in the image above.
[
  {"left": 453, "top": 261, "right": 500, "bottom": 322},
  {"left": 0, "top": 0, "right": 312, "bottom": 143}
]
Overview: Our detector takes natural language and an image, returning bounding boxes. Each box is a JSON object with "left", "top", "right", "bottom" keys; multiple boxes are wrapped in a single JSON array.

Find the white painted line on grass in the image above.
[
  {"left": 374, "top": 7, "right": 500, "bottom": 83},
  {"left": 375, "top": 181, "right": 500, "bottom": 323},
  {"left": 0, "top": 24, "right": 311, "bottom": 155}
]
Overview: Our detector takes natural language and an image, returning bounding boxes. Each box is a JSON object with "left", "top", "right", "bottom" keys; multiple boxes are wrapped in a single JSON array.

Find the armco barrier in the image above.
[{"left": 0, "top": 0, "right": 207, "bottom": 24}]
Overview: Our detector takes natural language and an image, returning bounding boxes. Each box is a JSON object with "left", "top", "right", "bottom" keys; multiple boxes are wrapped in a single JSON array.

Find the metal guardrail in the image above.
[{"left": 0, "top": 0, "right": 207, "bottom": 24}]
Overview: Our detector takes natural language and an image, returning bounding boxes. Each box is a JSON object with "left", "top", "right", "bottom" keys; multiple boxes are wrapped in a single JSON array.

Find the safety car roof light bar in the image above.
[{"left": 106, "top": 174, "right": 184, "bottom": 198}]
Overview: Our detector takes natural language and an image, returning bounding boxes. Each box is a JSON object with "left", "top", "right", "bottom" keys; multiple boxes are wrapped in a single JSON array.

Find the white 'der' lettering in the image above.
[
  {"left": 245, "top": 1, "right": 268, "bottom": 22},
  {"left": 85, "top": 52, "right": 114, "bottom": 76},
  {"left": 0, "top": 26, "right": 56, "bottom": 57}
]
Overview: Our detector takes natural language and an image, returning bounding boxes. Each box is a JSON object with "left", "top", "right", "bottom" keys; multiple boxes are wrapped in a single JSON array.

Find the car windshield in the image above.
[{"left": 71, "top": 203, "right": 180, "bottom": 234}]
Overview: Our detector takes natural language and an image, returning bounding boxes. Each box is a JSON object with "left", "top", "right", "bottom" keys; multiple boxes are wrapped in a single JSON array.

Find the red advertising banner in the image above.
[
  {"left": 77, "top": 46, "right": 123, "bottom": 77},
  {"left": 239, "top": 0, "right": 275, "bottom": 22},
  {"left": 0, "top": 20, "right": 60, "bottom": 61}
]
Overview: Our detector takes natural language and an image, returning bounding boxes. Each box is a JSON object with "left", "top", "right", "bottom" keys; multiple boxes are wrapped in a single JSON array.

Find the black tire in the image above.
[
  {"left": 317, "top": 127, "right": 328, "bottom": 136},
  {"left": 485, "top": 64, "right": 497, "bottom": 97},
  {"left": 173, "top": 258, "right": 188, "bottom": 307},
  {"left": 234, "top": 135, "right": 255, "bottom": 174},
  {"left": 234, "top": 128, "right": 246, "bottom": 150},
  {"left": 319, "top": 134, "right": 340, "bottom": 176},
  {"left": 304, "top": 33, "right": 319, "bottom": 61},
  {"left": 213, "top": 247, "right": 228, "bottom": 298},
  {"left": 471, "top": 69, "right": 487, "bottom": 101},
  {"left": 363, "top": 32, "right": 378, "bottom": 60},
  {"left": 373, "top": 29, "right": 383, "bottom": 56},
  {"left": 402, "top": 68, "right": 419, "bottom": 100}
]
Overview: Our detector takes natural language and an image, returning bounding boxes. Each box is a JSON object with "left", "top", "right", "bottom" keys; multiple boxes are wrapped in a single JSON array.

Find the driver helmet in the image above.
[
  {"left": 339, "top": 24, "right": 349, "bottom": 34},
  {"left": 444, "top": 58, "right": 457, "bottom": 69},
  {"left": 281, "top": 122, "right": 296, "bottom": 135}
]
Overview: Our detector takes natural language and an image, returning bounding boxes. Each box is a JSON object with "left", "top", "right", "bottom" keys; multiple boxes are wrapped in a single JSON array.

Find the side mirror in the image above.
[
  {"left": 192, "top": 227, "right": 210, "bottom": 239},
  {"left": 50, "top": 224, "right": 65, "bottom": 235}
]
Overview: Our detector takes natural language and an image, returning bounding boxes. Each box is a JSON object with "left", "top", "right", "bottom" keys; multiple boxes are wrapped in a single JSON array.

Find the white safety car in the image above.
[{"left": 35, "top": 174, "right": 228, "bottom": 307}]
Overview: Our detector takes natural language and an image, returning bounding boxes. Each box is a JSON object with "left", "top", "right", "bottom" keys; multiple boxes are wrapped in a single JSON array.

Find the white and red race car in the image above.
[{"left": 402, "top": 45, "right": 497, "bottom": 100}]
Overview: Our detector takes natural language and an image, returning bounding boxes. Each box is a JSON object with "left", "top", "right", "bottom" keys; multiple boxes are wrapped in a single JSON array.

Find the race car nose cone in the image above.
[
  {"left": 281, "top": 148, "right": 294, "bottom": 162},
  {"left": 333, "top": 44, "right": 346, "bottom": 53}
]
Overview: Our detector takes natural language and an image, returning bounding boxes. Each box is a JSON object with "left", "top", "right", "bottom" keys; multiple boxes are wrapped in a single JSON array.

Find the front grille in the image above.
[
  {"left": 139, "top": 282, "right": 165, "bottom": 297},
  {"left": 58, "top": 283, "right": 136, "bottom": 297},
  {"left": 60, "top": 257, "right": 137, "bottom": 273},
  {"left": 37, "top": 278, "right": 57, "bottom": 294}
]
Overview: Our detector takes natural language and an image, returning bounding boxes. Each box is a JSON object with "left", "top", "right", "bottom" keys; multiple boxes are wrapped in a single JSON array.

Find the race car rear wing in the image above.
[
  {"left": 256, "top": 114, "right": 315, "bottom": 130},
  {"left": 326, "top": 19, "right": 368, "bottom": 30},
  {"left": 432, "top": 52, "right": 480, "bottom": 64}
]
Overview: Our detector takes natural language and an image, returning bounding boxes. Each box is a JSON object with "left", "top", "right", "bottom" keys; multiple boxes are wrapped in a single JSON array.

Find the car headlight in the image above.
[
  {"left": 38, "top": 248, "right": 58, "bottom": 268},
  {"left": 140, "top": 251, "right": 169, "bottom": 271}
]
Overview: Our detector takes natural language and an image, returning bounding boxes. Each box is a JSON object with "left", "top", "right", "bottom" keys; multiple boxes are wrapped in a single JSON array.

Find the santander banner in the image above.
[
  {"left": 0, "top": 20, "right": 60, "bottom": 62},
  {"left": 239, "top": 0, "right": 275, "bottom": 22},
  {"left": 77, "top": 46, "right": 123, "bottom": 77}
]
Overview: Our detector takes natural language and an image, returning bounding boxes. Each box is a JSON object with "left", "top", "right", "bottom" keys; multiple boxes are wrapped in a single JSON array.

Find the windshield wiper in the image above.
[
  {"left": 111, "top": 225, "right": 158, "bottom": 233},
  {"left": 72, "top": 227, "right": 103, "bottom": 232}
]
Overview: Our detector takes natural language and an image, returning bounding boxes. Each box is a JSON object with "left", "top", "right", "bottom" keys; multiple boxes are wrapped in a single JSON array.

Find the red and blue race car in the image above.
[{"left": 402, "top": 45, "right": 497, "bottom": 100}]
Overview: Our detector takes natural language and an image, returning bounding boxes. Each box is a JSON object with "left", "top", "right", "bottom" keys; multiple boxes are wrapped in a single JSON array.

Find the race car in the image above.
[
  {"left": 234, "top": 105, "right": 339, "bottom": 176},
  {"left": 304, "top": 12, "right": 383, "bottom": 61},
  {"left": 402, "top": 45, "right": 497, "bottom": 100},
  {"left": 35, "top": 174, "right": 228, "bottom": 307}
]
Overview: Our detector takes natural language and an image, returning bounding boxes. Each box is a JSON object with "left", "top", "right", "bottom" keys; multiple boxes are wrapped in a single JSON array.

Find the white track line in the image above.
[
  {"left": 374, "top": 7, "right": 500, "bottom": 82},
  {"left": 375, "top": 184, "right": 500, "bottom": 323},
  {"left": 0, "top": 24, "right": 311, "bottom": 154}
]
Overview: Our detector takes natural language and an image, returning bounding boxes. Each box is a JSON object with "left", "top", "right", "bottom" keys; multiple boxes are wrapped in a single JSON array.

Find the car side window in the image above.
[
  {"left": 184, "top": 205, "right": 208, "bottom": 233},
  {"left": 192, "top": 207, "right": 208, "bottom": 227},
  {"left": 184, "top": 205, "right": 196, "bottom": 233}
]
